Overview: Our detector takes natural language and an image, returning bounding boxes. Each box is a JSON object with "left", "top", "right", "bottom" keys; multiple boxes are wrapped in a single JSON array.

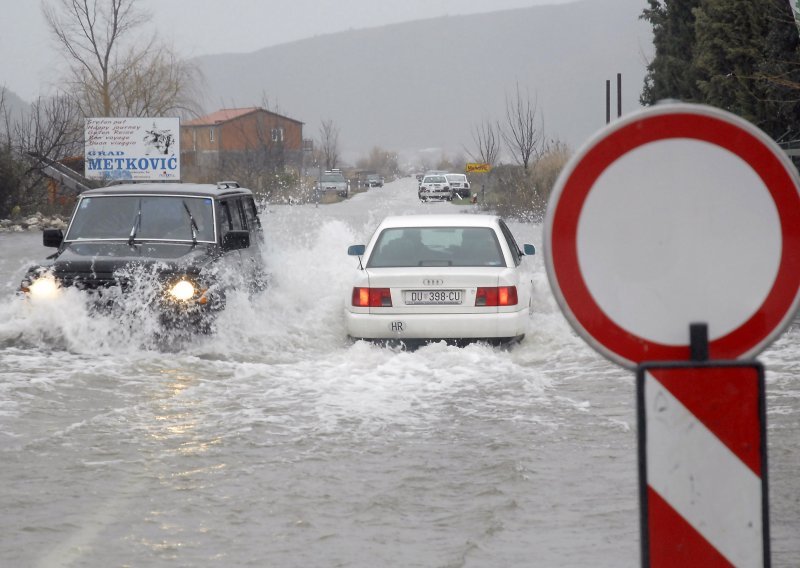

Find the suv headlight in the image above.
[
  {"left": 21, "top": 274, "right": 61, "bottom": 300},
  {"left": 164, "top": 277, "right": 211, "bottom": 306},
  {"left": 168, "top": 279, "right": 197, "bottom": 301}
]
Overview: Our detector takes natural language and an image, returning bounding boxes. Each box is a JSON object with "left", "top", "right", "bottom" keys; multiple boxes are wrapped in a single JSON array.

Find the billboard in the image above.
[{"left": 85, "top": 117, "right": 180, "bottom": 181}]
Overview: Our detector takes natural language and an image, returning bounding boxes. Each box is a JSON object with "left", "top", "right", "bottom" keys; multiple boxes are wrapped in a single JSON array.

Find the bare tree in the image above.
[
  {"left": 467, "top": 119, "right": 500, "bottom": 165},
  {"left": 43, "top": 0, "right": 201, "bottom": 117},
  {"left": 318, "top": 119, "right": 340, "bottom": 170},
  {"left": 356, "top": 146, "right": 399, "bottom": 177},
  {"left": 500, "top": 83, "right": 545, "bottom": 171},
  {"left": 0, "top": 92, "right": 84, "bottom": 217},
  {"left": 113, "top": 45, "right": 203, "bottom": 117},
  {"left": 0, "top": 90, "right": 24, "bottom": 217},
  {"left": 15, "top": 94, "right": 83, "bottom": 168}
]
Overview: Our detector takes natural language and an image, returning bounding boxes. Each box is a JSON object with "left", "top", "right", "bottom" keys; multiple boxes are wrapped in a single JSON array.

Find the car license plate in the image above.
[{"left": 404, "top": 290, "right": 463, "bottom": 305}]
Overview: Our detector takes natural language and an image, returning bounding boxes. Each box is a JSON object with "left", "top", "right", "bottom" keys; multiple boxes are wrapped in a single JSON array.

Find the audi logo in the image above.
[{"left": 423, "top": 279, "right": 443, "bottom": 286}]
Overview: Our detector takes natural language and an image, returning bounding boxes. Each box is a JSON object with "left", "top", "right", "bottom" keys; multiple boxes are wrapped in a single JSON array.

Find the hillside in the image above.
[{"left": 190, "top": 0, "right": 652, "bottom": 162}]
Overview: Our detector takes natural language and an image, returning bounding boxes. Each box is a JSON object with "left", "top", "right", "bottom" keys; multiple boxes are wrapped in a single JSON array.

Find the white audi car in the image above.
[{"left": 345, "top": 214, "right": 536, "bottom": 345}]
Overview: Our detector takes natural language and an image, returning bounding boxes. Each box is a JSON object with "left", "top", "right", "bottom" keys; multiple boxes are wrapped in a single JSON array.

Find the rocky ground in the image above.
[{"left": 0, "top": 213, "right": 68, "bottom": 233}]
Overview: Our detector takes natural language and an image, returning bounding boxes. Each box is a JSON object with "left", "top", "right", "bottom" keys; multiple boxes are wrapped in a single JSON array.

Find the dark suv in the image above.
[{"left": 19, "top": 181, "right": 266, "bottom": 330}]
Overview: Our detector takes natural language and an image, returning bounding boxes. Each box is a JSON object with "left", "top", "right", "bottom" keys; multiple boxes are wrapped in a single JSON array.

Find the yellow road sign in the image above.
[{"left": 466, "top": 163, "right": 491, "bottom": 173}]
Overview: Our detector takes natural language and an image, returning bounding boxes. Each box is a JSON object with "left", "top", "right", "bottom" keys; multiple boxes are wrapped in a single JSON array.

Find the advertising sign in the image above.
[{"left": 85, "top": 117, "right": 180, "bottom": 181}]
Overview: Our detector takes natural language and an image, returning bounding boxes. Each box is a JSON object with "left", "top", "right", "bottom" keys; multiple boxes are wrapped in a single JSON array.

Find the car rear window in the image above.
[{"left": 367, "top": 227, "right": 505, "bottom": 268}]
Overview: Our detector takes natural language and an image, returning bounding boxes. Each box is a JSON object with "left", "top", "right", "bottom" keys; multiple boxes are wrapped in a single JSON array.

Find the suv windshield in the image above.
[{"left": 65, "top": 195, "right": 216, "bottom": 242}]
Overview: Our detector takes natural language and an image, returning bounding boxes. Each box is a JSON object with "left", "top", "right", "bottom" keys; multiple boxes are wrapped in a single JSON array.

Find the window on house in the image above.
[
  {"left": 209, "top": 127, "right": 215, "bottom": 142},
  {"left": 271, "top": 127, "right": 284, "bottom": 142}
]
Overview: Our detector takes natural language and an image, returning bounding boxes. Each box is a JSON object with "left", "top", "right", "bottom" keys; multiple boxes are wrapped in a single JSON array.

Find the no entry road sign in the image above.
[{"left": 544, "top": 103, "right": 800, "bottom": 368}]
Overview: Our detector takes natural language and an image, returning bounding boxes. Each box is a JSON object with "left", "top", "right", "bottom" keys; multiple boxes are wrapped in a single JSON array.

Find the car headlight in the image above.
[
  {"left": 167, "top": 279, "right": 197, "bottom": 301},
  {"left": 24, "top": 275, "right": 61, "bottom": 299}
]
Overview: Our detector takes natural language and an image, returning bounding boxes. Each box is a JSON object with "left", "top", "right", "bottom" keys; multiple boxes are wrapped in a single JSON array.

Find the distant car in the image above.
[
  {"left": 365, "top": 174, "right": 384, "bottom": 188},
  {"left": 418, "top": 170, "right": 448, "bottom": 187},
  {"left": 445, "top": 173, "right": 471, "bottom": 199},
  {"left": 19, "top": 182, "right": 267, "bottom": 331},
  {"left": 345, "top": 214, "right": 536, "bottom": 345},
  {"left": 317, "top": 170, "right": 349, "bottom": 198},
  {"left": 418, "top": 174, "right": 451, "bottom": 201}
]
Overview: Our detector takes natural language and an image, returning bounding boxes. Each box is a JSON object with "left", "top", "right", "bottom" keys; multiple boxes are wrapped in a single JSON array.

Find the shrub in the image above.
[{"left": 481, "top": 142, "right": 571, "bottom": 221}]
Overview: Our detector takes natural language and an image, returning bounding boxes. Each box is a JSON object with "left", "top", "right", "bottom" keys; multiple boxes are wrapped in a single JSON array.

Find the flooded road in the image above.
[{"left": 1, "top": 178, "right": 798, "bottom": 567}]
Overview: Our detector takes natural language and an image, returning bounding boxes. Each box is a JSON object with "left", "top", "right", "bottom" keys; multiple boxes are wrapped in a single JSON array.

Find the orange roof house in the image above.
[{"left": 180, "top": 107, "right": 305, "bottom": 181}]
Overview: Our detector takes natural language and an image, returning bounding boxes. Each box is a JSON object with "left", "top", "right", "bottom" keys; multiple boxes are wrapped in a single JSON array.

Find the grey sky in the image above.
[{"left": 1, "top": 0, "right": 576, "bottom": 102}]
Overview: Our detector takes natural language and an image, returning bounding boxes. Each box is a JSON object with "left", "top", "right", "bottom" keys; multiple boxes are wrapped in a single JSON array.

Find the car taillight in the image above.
[
  {"left": 352, "top": 287, "right": 392, "bottom": 307},
  {"left": 475, "top": 286, "right": 518, "bottom": 306}
]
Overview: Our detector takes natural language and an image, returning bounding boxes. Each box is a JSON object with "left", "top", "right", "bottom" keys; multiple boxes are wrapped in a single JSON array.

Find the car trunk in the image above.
[{"left": 363, "top": 267, "right": 506, "bottom": 314}]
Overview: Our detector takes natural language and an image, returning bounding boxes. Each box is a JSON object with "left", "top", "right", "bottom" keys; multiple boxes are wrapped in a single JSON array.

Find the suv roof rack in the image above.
[{"left": 217, "top": 180, "right": 240, "bottom": 189}]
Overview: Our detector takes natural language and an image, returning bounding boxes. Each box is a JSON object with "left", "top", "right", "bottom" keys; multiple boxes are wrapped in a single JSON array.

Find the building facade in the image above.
[{"left": 180, "top": 107, "right": 305, "bottom": 183}]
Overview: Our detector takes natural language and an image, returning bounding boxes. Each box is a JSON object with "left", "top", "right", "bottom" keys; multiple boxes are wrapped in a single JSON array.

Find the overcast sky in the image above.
[{"left": 1, "top": 0, "right": 576, "bottom": 102}]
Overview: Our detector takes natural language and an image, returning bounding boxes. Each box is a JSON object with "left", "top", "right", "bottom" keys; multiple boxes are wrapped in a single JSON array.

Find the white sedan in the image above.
[
  {"left": 417, "top": 174, "right": 452, "bottom": 201},
  {"left": 345, "top": 214, "right": 536, "bottom": 345}
]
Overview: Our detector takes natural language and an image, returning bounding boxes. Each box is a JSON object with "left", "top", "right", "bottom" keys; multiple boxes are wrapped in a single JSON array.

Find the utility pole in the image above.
[{"left": 605, "top": 73, "right": 622, "bottom": 124}]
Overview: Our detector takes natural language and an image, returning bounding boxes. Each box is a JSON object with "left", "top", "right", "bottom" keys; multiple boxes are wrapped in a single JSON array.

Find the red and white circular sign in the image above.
[{"left": 544, "top": 103, "right": 800, "bottom": 368}]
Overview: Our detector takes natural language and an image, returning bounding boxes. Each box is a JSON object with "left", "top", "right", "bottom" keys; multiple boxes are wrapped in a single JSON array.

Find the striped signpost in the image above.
[
  {"left": 544, "top": 103, "right": 800, "bottom": 566},
  {"left": 638, "top": 362, "right": 768, "bottom": 567}
]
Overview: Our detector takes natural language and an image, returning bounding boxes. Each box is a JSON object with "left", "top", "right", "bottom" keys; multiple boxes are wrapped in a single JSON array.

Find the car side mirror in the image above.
[
  {"left": 348, "top": 245, "right": 365, "bottom": 256},
  {"left": 222, "top": 230, "right": 250, "bottom": 251},
  {"left": 523, "top": 244, "right": 536, "bottom": 256},
  {"left": 43, "top": 228, "right": 64, "bottom": 248}
]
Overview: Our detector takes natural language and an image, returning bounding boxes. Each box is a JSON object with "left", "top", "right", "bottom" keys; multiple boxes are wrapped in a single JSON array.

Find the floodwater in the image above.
[{"left": 0, "top": 178, "right": 797, "bottom": 567}]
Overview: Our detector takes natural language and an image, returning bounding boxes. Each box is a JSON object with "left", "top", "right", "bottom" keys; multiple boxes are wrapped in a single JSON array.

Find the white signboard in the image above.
[{"left": 85, "top": 117, "right": 180, "bottom": 181}]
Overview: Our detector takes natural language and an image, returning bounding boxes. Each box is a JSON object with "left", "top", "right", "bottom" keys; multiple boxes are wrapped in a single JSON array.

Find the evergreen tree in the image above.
[
  {"left": 641, "top": 0, "right": 703, "bottom": 105},
  {"left": 693, "top": 0, "right": 800, "bottom": 141},
  {"left": 693, "top": 0, "right": 772, "bottom": 125},
  {"left": 757, "top": 0, "right": 800, "bottom": 142}
]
